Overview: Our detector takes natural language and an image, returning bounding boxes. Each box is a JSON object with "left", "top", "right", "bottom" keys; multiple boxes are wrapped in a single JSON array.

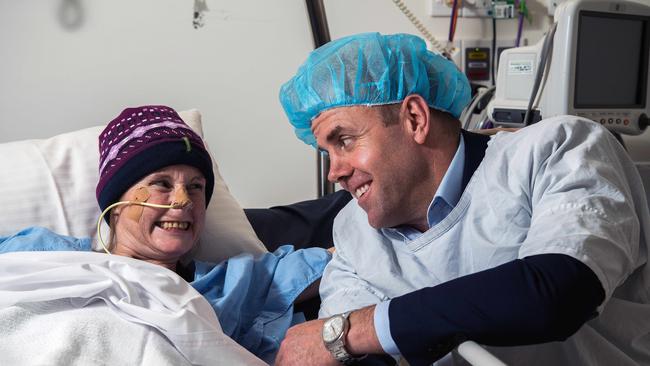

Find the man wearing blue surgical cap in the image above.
[{"left": 275, "top": 33, "right": 650, "bottom": 366}]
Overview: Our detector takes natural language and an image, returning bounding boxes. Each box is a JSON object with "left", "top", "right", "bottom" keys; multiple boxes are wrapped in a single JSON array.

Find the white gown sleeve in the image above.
[
  {"left": 318, "top": 240, "right": 389, "bottom": 318},
  {"left": 515, "top": 118, "right": 647, "bottom": 304}
]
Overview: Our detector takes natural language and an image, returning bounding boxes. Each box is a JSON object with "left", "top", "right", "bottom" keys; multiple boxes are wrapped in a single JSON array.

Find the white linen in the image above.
[
  {"left": 320, "top": 117, "right": 650, "bottom": 365},
  {"left": 0, "top": 251, "right": 266, "bottom": 366},
  {"left": 1, "top": 300, "right": 193, "bottom": 366}
]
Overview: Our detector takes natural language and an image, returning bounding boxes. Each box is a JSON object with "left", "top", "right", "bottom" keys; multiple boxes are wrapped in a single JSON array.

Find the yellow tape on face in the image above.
[
  {"left": 171, "top": 186, "right": 192, "bottom": 209},
  {"left": 125, "top": 186, "right": 151, "bottom": 222}
]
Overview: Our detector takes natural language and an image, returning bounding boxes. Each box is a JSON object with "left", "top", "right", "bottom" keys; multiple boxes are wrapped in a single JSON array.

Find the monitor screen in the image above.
[{"left": 574, "top": 11, "right": 649, "bottom": 108}]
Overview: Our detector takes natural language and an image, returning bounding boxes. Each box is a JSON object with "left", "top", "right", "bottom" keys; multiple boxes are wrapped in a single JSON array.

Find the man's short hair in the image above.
[{"left": 376, "top": 103, "right": 460, "bottom": 129}]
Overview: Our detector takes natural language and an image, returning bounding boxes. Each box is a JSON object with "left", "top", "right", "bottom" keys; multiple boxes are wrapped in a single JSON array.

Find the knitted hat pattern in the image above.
[{"left": 96, "top": 105, "right": 215, "bottom": 215}]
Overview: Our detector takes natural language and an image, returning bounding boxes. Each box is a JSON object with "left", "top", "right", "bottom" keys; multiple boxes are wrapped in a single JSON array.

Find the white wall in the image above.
[
  {"left": 0, "top": 0, "right": 317, "bottom": 208},
  {"left": 2, "top": 1, "right": 646, "bottom": 208}
]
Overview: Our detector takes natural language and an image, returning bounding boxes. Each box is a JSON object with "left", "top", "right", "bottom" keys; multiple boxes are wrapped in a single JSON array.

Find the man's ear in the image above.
[{"left": 400, "top": 94, "right": 430, "bottom": 145}]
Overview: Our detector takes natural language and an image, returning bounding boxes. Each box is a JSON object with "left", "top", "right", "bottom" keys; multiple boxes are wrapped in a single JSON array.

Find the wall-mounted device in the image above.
[
  {"left": 487, "top": 0, "right": 650, "bottom": 135},
  {"left": 461, "top": 39, "right": 522, "bottom": 86},
  {"left": 465, "top": 47, "right": 492, "bottom": 82}
]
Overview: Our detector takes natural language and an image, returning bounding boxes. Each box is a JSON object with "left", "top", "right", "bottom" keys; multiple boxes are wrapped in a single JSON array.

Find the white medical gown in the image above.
[{"left": 320, "top": 116, "right": 650, "bottom": 365}]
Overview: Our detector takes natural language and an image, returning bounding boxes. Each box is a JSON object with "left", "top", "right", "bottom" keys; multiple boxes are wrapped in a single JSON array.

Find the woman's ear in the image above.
[{"left": 400, "top": 94, "right": 430, "bottom": 145}]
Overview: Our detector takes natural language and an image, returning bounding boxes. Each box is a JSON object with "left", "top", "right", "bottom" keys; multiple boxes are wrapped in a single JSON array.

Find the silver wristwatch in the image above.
[{"left": 322, "top": 311, "right": 355, "bottom": 364}]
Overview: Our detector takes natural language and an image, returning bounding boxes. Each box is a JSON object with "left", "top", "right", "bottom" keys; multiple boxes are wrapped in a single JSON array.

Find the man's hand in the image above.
[
  {"left": 276, "top": 305, "right": 384, "bottom": 365},
  {"left": 275, "top": 318, "right": 338, "bottom": 366}
]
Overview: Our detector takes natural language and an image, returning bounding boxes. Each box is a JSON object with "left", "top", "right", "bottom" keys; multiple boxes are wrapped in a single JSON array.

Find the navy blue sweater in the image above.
[{"left": 388, "top": 253, "right": 604, "bottom": 365}]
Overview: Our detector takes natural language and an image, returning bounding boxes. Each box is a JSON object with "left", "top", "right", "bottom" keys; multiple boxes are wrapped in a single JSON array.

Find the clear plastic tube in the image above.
[{"left": 96, "top": 201, "right": 180, "bottom": 254}]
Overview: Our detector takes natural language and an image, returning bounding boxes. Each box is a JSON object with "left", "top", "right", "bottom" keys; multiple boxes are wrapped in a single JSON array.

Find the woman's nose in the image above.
[{"left": 170, "top": 187, "right": 193, "bottom": 209}]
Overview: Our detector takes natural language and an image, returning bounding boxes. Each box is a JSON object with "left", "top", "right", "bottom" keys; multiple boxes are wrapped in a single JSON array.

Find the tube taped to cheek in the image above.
[{"left": 126, "top": 186, "right": 151, "bottom": 222}]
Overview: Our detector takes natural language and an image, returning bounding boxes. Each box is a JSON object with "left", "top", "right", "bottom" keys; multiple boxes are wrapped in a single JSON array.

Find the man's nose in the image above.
[
  {"left": 327, "top": 154, "right": 352, "bottom": 184},
  {"left": 170, "top": 186, "right": 193, "bottom": 209}
]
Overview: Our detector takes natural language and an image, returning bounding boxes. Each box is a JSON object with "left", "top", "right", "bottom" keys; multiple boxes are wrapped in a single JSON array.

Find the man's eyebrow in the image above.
[{"left": 325, "top": 125, "right": 343, "bottom": 144}]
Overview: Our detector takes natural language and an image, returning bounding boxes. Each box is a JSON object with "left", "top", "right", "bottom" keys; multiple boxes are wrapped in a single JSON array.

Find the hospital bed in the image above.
[{"left": 1, "top": 106, "right": 649, "bottom": 365}]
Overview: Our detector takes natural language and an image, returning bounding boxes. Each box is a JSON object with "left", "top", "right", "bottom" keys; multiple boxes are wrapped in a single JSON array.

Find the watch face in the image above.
[{"left": 323, "top": 316, "right": 345, "bottom": 343}]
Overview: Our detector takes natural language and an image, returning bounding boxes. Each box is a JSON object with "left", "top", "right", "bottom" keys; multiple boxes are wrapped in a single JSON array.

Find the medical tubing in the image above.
[
  {"left": 475, "top": 107, "right": 492, "bottom": 130},
  {"left": 461, "top": 92, "right": 481, "bottom": 129},
  {"left": 514, "top": 0, "right": 525, "bottom": 47},
  {"left": 391, "top": 0, "right": 448, "bottom": 55},
  {"left": 516, "top": 10, "right": 524, "bottom": 47},
  {"left": 462, "top": 86, "right": 496, "bottom": 129},
  {"left": 96, "top": 201, "right": 178, "bottom": 254},
  {"left": 524, "top": 22, "right": 557, "bottom": 126},
  {"left": 491, "top": 17, "right": 497, "bottom": 86},
  {"left": 449, "top": 0, "right": 459, "bottom": 43}
]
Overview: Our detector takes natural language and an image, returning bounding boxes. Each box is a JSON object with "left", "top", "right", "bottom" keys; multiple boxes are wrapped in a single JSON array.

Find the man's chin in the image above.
[{"left": 365, "top": 211, "right": 389, "bottom": 230}]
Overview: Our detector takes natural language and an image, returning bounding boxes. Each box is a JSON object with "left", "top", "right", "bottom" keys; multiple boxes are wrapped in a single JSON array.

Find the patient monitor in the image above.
[{"left": 487, "top": 0, "right": 650, "bottom": 135}]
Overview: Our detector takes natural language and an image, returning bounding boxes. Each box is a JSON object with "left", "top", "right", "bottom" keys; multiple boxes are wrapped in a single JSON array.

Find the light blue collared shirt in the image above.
[{"left": 374, "top": 134, "right": 466, "bottom": 356}]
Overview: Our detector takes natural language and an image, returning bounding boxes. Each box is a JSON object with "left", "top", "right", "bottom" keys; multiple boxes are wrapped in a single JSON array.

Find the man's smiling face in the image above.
[{"left": 312, "top": 105, "right": 432, "bottom": 229}]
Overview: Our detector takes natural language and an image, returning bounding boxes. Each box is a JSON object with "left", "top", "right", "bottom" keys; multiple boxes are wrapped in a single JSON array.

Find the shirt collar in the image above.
[
  {"left": 427, "top": 133, "right": 465, "bottom": 219},
  {"left": 388, "top": 134, "right": 465, "bottom": 240}
]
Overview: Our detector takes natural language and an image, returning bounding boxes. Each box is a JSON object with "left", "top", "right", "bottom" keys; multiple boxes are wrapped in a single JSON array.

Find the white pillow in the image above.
[{"left": 0, "top": 109, "right": 267, "bottom": 263}]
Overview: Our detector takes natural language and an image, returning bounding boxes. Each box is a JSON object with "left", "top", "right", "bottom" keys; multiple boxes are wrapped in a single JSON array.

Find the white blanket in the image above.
[{"left": 0, "top": 251, "right": 266, "bottom": 366}]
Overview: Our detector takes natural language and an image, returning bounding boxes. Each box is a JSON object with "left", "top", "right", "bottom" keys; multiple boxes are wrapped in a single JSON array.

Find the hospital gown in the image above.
[
  {"left": 320, "top": 116, "right": 650, "bottom": 365},
  {"left": 0, "top": 226, "right": 330, "bottom": 364}
]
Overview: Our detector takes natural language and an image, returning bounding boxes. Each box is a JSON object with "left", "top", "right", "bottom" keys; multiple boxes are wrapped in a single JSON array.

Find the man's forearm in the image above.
[
  {"left": 388, "top": 254, "right": 605, "bottom": 365},
  {"left": 346, "top": 305, "right": 383, "bottom": 356}
]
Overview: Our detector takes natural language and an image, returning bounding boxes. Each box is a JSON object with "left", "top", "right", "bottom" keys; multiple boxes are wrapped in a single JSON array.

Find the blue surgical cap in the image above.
[{"left": 279, "top": 32, "right": 471, "bottom": 147}]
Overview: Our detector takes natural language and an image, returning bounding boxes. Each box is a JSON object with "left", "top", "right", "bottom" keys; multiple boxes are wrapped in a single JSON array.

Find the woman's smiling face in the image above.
[{"left": 112, "top": 164, "right": 206, "bottom": 266}]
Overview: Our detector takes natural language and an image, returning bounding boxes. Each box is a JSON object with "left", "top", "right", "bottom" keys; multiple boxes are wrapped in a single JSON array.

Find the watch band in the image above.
[{"left": 323, "top": 311, "right": 355, "bottom": 364}]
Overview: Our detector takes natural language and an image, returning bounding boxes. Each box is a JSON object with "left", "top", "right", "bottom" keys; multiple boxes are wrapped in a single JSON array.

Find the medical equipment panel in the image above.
[
  {"left": 487, "top": 0, "right": 650, "bottom": 135},
  {"left": 465, "top": 47, "right": 492, "bottom": 82}
]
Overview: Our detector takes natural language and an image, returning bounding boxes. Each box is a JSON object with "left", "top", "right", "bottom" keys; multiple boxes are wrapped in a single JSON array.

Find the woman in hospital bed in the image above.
[{"left": 0, "top": 105, "right": 330, "bottom": 365}]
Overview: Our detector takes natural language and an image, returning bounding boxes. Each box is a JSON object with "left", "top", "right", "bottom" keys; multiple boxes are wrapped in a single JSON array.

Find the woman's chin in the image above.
[
  {"left": 157, "top": 243, "right": 193, "bottom": 258},
  {"left": 152, "top": 229, "right": 195, "bottom": 255}
]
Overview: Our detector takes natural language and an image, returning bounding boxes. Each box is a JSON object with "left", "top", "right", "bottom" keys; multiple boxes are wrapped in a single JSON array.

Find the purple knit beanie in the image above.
[{"left": 96, "top": 105, "right": 215, "bottom": 216}]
